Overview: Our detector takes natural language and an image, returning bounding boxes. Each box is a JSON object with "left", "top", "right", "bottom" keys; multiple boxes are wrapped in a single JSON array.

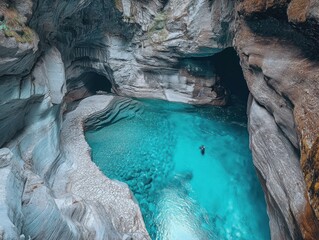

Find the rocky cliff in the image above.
[
  {"left": 0, "top": 0, "right": 318, "bottom": 239},
  {"left": 236, "top": 1, "right": 319, "bottom": 238}
]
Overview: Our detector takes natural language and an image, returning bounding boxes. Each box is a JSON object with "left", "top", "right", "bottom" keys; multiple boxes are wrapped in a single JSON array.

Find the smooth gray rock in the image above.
[
  {"left": 42, "top": 47, "right": 66, "bottom": 104},
  {"left": 106, "top": 0, "right": 234, "bottom": 104},
  {"left": 0, "top": 148, "right": 25, "bottom": 240},
  {"left": 57, "top": 95, "right": 149, "bottom": 239},
  {"left": 21, "top": 171, "right": 80, "bottom": 240},
  {"left": 248, "top": 98, "right": 309, "bottom": 240},
  {"left": 30, "top": 0, "right": 234, "bottom": 106},
  {"left": 0, "top": 148, "right": 12, "bottom": 168},
  {"left": 235, "top": 15, "right": 319, "bottom": 238}
]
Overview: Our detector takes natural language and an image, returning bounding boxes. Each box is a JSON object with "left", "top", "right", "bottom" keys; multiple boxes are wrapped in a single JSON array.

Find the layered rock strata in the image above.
[
  {"left": 29, "top": 0, "right": 235, "bottom": 106},
  {"left": 0, "top": 148, "right": 25, "bottom": 240},
  {"left": 57, "top": 95, "right": 148, "bottom": 239},
  {"left": 235, "top": 1, "right": 319, "bottom": 238},
  {"left": 0, "top": 1, "right": 149, "bottom": 235}
]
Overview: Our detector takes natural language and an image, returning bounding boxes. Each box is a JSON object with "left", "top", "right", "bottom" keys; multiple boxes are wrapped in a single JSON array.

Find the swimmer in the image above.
[{"left": 199, "top": 145, "right": 205, "bottom": 155}]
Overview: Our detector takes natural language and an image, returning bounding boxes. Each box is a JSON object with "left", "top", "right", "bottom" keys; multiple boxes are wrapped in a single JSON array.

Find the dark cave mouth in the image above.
[
  {"left": 81, "top": 72, "right": 113, "bottom": 94},
  {"left": 213, "top": 48, "right": 249, "bottom": 103},
  {"left": 180, "top": 47, "right": 249, "bottom": 104},
  {"left": 67, "top": 48, "right": 249, "bottom": 107},
  {"left": 65, "top": 72, "right": 114, "bottom": 109}
]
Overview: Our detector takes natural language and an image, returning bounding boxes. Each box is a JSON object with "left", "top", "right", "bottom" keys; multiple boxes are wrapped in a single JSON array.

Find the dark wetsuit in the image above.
[{"left": 199, "top": 145, "right": 205, "bottom": 155}]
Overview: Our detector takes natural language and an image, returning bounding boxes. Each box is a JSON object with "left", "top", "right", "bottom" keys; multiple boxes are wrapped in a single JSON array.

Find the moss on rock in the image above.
[
  {"left": 0, "top": 6, "right": 35, "bottom": 43},
  {"left": 147, "top": 12, "right": 168, "bottom": 43}
]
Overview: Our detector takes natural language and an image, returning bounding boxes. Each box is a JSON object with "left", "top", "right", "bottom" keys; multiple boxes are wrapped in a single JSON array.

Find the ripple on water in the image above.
[{"left": 85, "top": 98, "right": 270, "bottom": 240}]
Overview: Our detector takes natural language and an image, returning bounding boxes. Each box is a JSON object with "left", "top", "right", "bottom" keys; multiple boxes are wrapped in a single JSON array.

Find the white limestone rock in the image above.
[
  {"left": 43, "top": 47, "right": 66, "bottom": 104},
  {"left": 0, "top": 148, "right": 25, "bottom": 240},
  {"left": 0, "top": 148, "right": 12, "bottom": 168},
  {"left": 56, "top": 95, "right": 150, "bottom": 239}
]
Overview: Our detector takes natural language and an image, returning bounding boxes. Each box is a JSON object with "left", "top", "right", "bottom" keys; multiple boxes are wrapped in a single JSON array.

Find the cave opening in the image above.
[
  {"left": 65, "top": 72, "right": 113, "bottom": 109},
  {"left": 179, "top": 47, "right": 249, "bottom": 105},
  {"left": 81, "top": 72, "right": 113, "bottom": 94},
  {"left": 212, "top": 47, "right": 249, "bottom": 103}
]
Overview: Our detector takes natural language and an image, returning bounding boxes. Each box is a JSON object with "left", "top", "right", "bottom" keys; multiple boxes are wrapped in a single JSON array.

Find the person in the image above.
[{"left": 199, "top": 145, "right": 205, "bottom": 155}]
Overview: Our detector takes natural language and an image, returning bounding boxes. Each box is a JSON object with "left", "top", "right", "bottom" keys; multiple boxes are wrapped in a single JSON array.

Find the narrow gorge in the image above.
[{"left": 0, "top": 0, "right": 318, "bottom": 239}]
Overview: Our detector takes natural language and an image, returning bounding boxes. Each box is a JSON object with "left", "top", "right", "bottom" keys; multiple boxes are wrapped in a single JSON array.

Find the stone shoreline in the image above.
[{"left": 57, "top": 95, "right": 150, "bottom": 239}]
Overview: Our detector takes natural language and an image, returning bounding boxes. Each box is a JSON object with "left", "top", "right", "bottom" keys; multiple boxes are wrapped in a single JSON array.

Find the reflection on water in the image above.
[{"left": 85, "top": 98, "right": 270, "bottom": 240}]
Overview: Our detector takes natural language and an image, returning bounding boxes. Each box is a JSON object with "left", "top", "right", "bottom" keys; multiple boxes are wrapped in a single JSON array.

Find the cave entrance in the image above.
[
  {"left": 178, "top": 47, "right": 248, "bottom": 105},
  {"left": 65, "top": 72, "right": 113, "bottom": 108},
  {"left": 81, "top": 72, "right": 113, "bottom": 94},
  {"left": 212, "top": 47, "right": 249, "bottom": 103}
]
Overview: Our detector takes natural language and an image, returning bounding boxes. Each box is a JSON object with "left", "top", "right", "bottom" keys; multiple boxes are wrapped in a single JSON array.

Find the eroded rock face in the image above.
[
  {"left": 108, "top": 0, "right": 235, "bottom": 105},
  {"left": 0, "top": 0, "right": 319, "bottom": 239},
  {"left": 235, "top": 1, "right": 319, "bottom": 238},
  {"left": 58, "top": 95, "right": 149, "bottom": 239},
  {"left": 248, "top": 98, "right": 319, "bottom": 239},
  {"left": 29, "top": 0, "right": 235, "bottom": 106},
  {"left": 0, "top": 148, "right": 25, "bottom": 240}
]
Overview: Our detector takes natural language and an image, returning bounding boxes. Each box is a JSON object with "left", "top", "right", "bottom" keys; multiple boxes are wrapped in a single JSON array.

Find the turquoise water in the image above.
[{"left": 85, "top": 98, "right": 270, "bottom": 240}]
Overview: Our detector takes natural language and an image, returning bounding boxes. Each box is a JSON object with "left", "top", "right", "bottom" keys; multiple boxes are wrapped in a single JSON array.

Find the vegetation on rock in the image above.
[
  {"left": 0, "top": 4, "right": 34, "bottom": 43},
  {"left": 147, "top": 12, "right": 168, "bottom": 43}
]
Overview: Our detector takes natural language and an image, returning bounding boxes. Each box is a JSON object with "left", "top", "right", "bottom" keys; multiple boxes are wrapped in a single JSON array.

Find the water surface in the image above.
[{"left": 85, "top": 98, "right": 270, "bottom": 240}]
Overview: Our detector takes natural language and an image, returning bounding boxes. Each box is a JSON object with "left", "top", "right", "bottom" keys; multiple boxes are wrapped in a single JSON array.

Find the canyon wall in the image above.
[
  {"left": 0, "top": 0, "right": 318, "bottom": 239},
  {"left": 236, "top": 1, "right": 319, "bottom": 238}
]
